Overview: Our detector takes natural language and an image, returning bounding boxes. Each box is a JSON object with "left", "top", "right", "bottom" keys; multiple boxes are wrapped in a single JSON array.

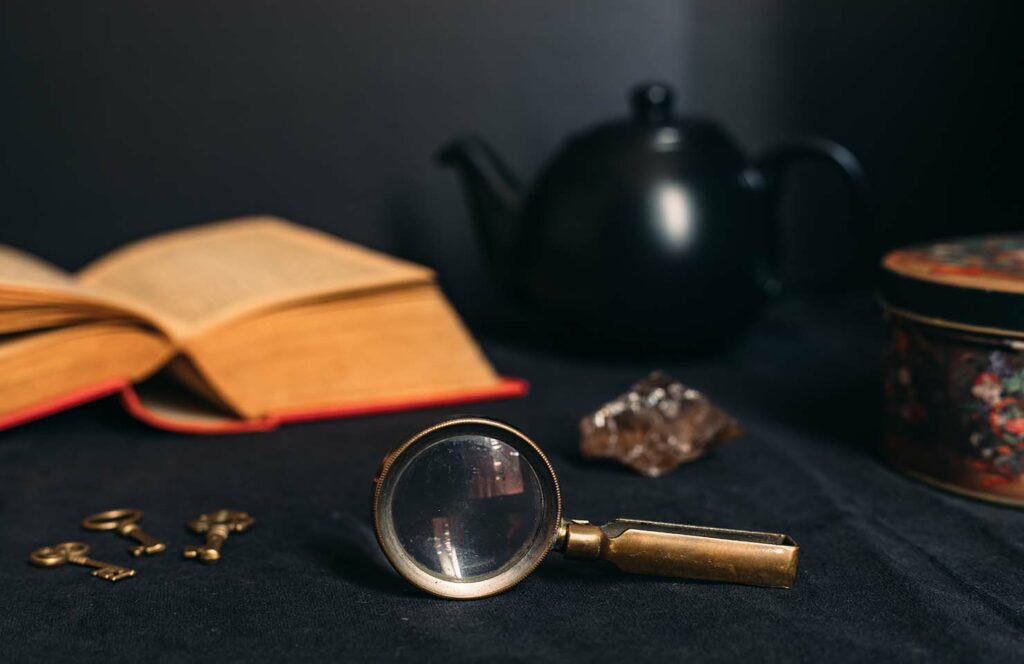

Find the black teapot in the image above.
[{"left": 439, "top": 83, "right": 867, "bottom": 352}]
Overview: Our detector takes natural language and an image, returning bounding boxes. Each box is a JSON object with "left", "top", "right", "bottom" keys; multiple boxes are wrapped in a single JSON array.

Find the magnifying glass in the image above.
[{"left": 372, "top": 417, "right": 799, "bottom": 599}]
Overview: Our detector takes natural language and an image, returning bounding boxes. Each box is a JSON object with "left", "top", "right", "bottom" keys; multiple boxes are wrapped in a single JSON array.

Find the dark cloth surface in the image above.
[{"left": 1, "top": 295, "right": 1021, "bottom": 662}]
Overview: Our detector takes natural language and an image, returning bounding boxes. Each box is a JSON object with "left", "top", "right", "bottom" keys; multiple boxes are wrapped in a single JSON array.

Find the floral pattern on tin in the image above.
[
  {"left": 884, "top": 322, "right": 1024, "bottom": 490},
  {"left": 961, "top": 354, "right": 1024, "bottom": 483}
]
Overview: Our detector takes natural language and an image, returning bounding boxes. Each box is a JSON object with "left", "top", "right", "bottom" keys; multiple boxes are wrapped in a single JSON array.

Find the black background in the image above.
[
  {"left": 2, "top": 3, "right": 1024, "bottom": 662},
  {"left": 3, "top": 1, "right": 1022, "bottom": 316}
]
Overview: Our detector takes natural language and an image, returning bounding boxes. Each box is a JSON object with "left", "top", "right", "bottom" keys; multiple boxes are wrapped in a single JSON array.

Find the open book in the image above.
[{"left": 0, "top": 217, "right": 525, "bottom": 433}]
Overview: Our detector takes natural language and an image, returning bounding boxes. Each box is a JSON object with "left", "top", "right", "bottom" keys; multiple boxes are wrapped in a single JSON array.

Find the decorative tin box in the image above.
[{"left": 881, "top": 235, "right": 1024, "bottom": 506}]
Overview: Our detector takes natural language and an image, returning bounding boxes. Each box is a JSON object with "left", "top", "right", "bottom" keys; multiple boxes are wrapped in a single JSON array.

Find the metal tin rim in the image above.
[
  {"left": 880, "top": 264, "right": 1024, "bottom": 336},
  {"left": 883, "top": 458, "right": 1024, "bottom": 508},
  {"left": 880, "top": 299, "right": 1024, "bottom": 343}
]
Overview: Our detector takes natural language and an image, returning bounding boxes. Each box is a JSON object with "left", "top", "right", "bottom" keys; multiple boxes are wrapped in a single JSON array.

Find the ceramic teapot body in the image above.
[{"left": 439, "top": 83, "right": 866, "bottom": 352}]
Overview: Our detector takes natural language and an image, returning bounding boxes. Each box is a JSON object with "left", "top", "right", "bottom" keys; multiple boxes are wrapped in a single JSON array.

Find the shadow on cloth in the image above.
[{"left": 301, "top": 514, "right": 421, "bottom": 598}]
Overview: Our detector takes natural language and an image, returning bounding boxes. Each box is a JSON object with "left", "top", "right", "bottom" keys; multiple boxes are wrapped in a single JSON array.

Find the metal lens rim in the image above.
[{"left": 372, "top": 417, "right": 562, "bottom": 600}]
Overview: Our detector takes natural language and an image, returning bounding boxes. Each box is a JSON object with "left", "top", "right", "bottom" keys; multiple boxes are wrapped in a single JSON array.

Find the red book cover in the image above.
[{"left": 0, "top": 377, "right": 528, "bottom": 434}]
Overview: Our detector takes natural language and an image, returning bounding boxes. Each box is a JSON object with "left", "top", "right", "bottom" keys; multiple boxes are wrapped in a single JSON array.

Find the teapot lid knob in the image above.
[{"left": 630, "top": 82, "right": 675, "bottom": 124}]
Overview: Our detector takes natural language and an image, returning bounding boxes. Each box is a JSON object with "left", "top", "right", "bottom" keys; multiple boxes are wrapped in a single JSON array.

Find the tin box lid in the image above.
[{"left": 881, "top": 234, "right": 1024, "bottom": 337}]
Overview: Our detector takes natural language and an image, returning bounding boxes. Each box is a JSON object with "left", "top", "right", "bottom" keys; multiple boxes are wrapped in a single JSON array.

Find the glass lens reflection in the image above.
[{"left": 390, "top": 435, "right": 544, "bottom": 581}]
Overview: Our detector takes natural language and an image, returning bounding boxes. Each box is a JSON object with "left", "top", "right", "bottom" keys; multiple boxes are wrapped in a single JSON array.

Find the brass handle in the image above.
[{"left": 558, "top": 519, "right": 799, "bottom": 588}]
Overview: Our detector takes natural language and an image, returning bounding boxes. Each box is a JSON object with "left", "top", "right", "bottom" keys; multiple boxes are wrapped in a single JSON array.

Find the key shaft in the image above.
[{"left": 120, "top": 522, "right": 167, "bottom": 556}]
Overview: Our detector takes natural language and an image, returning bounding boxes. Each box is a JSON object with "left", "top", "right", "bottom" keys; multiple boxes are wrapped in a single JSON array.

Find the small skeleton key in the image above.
[
  {"left": 183, "top": 509, "right": 254, "bottom": 564},
  {"left": 82, "top": 508, "right": 166, "bottom": 556},
  {"left": 29, "top": 541, "right": 136, "bottom": 582}
]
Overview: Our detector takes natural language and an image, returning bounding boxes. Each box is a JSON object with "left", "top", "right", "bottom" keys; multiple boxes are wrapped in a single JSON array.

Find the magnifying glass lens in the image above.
[
  {"left": 374, "top": 419, "right": 562, "bottom": 599},
  {"left": 390, "top": 435, "right": 544, "bottom": 580}
]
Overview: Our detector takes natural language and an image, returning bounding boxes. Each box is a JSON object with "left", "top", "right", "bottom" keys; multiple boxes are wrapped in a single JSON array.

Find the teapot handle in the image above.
[{"left": 754, "top": 138, "right": 869, "bottom": 294}]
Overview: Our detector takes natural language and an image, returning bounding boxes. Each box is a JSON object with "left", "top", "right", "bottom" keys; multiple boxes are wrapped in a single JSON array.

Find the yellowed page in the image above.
[
  {"left": 0, "top": 306, "right": 129, "bottom": 334},
  {"left": 0, "top": 246, "right": 75, "bottom": 289},
  {"left": 0, "top": 245, "right": 160, "bottom": 332},
  {"left": 182, "top": 283, "right": 500, "bottom": 419},
  {"left": 77, "top": 216, "right": 434, "bottom": 340},
  {"left": 0, "top": 323, "right": 172, "bottom": 419}
]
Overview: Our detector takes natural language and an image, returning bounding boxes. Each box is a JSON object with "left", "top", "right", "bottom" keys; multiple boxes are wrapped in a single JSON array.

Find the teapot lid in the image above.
[
  {"left": 565, "top": 82, "right": 734, "bottom": 157},
  {"left": 630, "top": 83, "right": 676, "bottom": 125}
]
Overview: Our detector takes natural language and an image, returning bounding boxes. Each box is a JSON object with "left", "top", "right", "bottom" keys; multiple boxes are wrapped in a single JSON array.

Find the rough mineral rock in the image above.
[{"left": 579, "top": 371, "right": 742, "bottom": 477}]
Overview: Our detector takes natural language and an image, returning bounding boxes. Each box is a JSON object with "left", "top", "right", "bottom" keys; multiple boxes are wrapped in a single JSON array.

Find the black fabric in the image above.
[{"left": 2, "top": 295, "right": 1021, "bottom": 662}]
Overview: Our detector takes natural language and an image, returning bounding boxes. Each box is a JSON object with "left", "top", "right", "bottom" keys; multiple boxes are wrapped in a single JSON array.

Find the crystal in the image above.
[{"left": 579, "top": 371, "right": 742, "bottom": 477}]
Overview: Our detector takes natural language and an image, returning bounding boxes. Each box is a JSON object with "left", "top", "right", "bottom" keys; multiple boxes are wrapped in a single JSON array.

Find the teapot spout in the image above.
[{"left": 437, "top": 136, "right": 522, "bottom": 269}]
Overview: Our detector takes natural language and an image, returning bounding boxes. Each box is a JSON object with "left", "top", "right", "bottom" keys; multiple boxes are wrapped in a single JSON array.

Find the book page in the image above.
[
  {"left": 183, "top": 283, "right": 500, "bottom": 419},
  {"left": 0, "top": 245, "right": 158, "bottom": 332},
  {"left": 0, "top": 245, "right": 76, "bottom": 291},
  {"left": 0, "top": 322, "right": 172, "bottom": 421},
  {"left": 77, "top": 217, "right": 434, "bottom": 339}
]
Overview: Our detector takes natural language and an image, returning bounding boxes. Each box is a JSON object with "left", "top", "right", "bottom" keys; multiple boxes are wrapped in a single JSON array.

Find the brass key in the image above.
[
  {"left": 82, "top": 508, "right": 166, "bottom": 556},
  {"left": 183, "top": 509, "right": 254, "bottom": 564},
  {"left": 29, "top": 541, "right": 136, "bottom": 582}
]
